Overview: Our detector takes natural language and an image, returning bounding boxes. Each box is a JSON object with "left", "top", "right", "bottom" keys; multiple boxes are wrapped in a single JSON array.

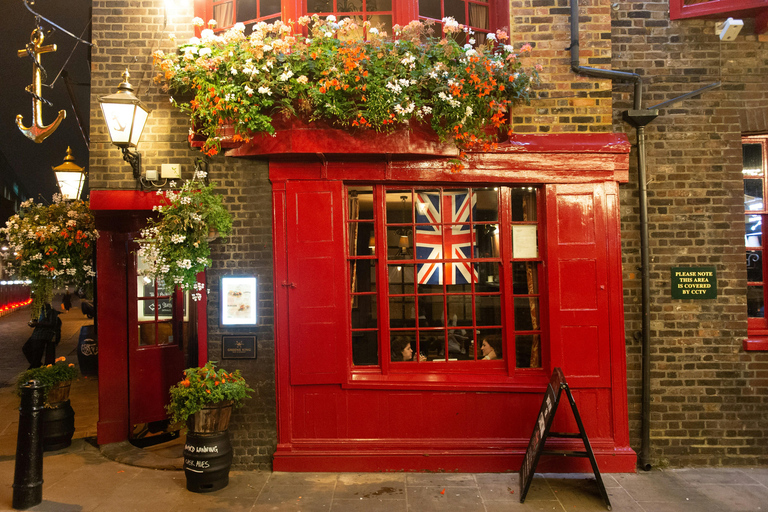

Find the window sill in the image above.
[
  {"left": 345, "top": 367, "right": 549, "bottom": 392},
  {"left": 743, "top": 337, "right": 768, "bottom": 351}
]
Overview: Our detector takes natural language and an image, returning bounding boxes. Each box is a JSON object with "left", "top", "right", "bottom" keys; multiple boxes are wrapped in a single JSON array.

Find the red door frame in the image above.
[{"left": 91, "top": 191, "right": 209, "bottom": 445}]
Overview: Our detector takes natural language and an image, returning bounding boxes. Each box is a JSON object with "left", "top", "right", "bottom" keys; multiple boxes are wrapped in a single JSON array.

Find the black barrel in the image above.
[
  {"left": 42, "top": 400, "right": 75, "bottom": 451},
  {"left": 77, "top": 324, "right": 98, "bottom": 376},
  {"left": 184, "top": 431, "right": 233, "bottom": 493}
]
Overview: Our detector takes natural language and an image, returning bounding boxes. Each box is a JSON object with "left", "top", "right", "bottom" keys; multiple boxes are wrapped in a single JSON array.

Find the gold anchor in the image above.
[{"left": 16, "top": 28, "right": 66, "bottom": 143}]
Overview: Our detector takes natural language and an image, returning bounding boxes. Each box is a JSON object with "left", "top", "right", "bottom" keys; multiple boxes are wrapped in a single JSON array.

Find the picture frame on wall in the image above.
[{"left": 221, "top": 276, "right": 258, "bottom": 326}]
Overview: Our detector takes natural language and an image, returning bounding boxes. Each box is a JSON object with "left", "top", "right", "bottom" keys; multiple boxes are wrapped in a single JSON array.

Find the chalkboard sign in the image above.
[
  {"left": 519, "top": 368, "right": 563, "bottom": 502},
  {"left": 519, "top": 368, "right": 611, "bottom": 510}
]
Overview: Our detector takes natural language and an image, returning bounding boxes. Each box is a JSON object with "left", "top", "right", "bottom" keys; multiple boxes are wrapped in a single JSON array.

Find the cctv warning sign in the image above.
[{"left": 671, "top": 267, "right": 717, "bottom": 300}]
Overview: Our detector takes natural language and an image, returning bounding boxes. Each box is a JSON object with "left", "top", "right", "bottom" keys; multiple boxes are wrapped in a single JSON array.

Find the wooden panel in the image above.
[
  {"left": 546, "top": 184, "right": 611, "bottom": 388},
  {"left": 286, "top": 180, "right": 348, "bottom": 385}
]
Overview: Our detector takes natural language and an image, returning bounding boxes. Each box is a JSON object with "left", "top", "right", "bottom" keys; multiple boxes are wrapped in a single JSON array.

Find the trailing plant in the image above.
[
  {"left": 136, "top": 169, "right": 233, "bottom": 299},
  {"left": 166, "top": 361, "right": 253, "bottom": 424},
  {"left": 15, "top": 356, "right": 79, "bottom": 404},
  {"left": 154, "top": 16, "right": 540, "bottom": 170},
  {"left": 1, "top": 195, "right": 97, "bottom": 319}
]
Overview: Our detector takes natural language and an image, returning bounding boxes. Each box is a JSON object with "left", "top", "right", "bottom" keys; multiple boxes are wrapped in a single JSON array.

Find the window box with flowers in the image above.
[
  {"left": 153, "top": 15, "right": 540, "bottom": 170},
  {"left": 1, "top": 196, "right": 97, "bottom": 320}
]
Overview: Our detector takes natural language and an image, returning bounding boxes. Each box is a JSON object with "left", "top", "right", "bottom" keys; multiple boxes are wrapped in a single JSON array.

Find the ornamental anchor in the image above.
[{"left": 16, "top": 28, "right": 66, "bottom": 143}]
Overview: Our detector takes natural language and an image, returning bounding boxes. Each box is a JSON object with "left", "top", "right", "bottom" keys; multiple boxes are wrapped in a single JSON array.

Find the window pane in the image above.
[
  {"left": 512, "top": 262, "right": 540, "bottom": 294},
  {"left": 474, "top": 188, "right": 499, "bottom": 221},
  {"left": 391, "top": 332, "right": 417, "bottom": 362},
  {"left": 447, "top": 295, "right": 472, "bottom": 326},
  {"left": 138, "top": 324, "right": 154, "bottom": 347},
  {"left": 748, "top": 286, "right": 764, "bottom": 318},
  {"left": 236, "top": 0, "right": 257, "bottom": 21},
  {"left": 415, "top": 190, "right": 440, "bottom": 223},
  {"left": 350, "top": 260, "right": 376, "bottom": 293},
  {"left": 516, "top": 334, "right": 541, "bottom": 368},
  {"left": 743, "top": 143, "right": 763, "bottom": 177},
  {"left": 746, "top": 215, "right": 762, "bottom": 248},
  {"left": 512, "top": 225, "right": 538, "bottom": 258},
  {"left": 349, "top": 187, "right": 374, "bottom": 220},
  {"left": 338, "top": 0, "right": 363, "bottom": 12},
  {"left": 511, "top": 187, "right": 537, "bottom": 221},
  {"left": 467, "top": 2, "right": 488, "bottom": 30},
  {"left": 419, "top": 0, "right": 442, "bottom": 19},
  {"left": 388, "top": 264, "right": 414, "bottom": 294},
  {"left": 352, "top": 330, "right": 379, "bottom": 365},
  {"left": 260, "top": 0, "right": 282, "bottom": 17},
  {"left": 476, "top": 224, "right": 499, "bottom": 258},
  {"left": 387, "top": 226, "right": 412, "bottom": 259},
  {"left": 390, "top": 296, "right": 416, "bottom": 327},
  {"left": 157, "top": 322, "right": 174, "bottom": 345},
  {"left": 514, "top": 297, "right": 540, "bottom": 331},
  {"left": 477, "top": 262, "right": 500, "bottom": 291},
  {"left": 444, "top": 0, "right": 465, "bottom": 24},
  {"left": 387, "top": 190, "right": 413, "bottom": 224},
  {"left": 418, "top": 295, "right": 444, "bottom": 327},
  {"left": 349, "top": 222, "right": 374, "bottom": 256},
  {"left": 745, "top": 179, "right": 764, "bottom": 212},
  {"left": 478, "top": 330, "right": 503, "bottom": 360},
  {"left": 367, "top": 14, "right": 392, "bottom": 32},
  {"left": 747, "top": 251, "right": 763, "bottom": 282},
  {"left": 307, "top": 0, "right": 329, "bottom": 13},
  {"left": 445, "top": 225, "right": 475, "bottom": 259},
  {"left": 351, "top": 295, "right": 376, "bottom": 328},
  {"left": 476, "top": 295, "right": 501, "bottom": 326},
  {"left": 213, "top": 2, "right": 234, "bottom": 26}
]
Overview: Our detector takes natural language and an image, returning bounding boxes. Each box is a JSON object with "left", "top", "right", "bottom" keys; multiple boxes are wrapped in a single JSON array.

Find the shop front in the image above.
[{"left": 230, "top": 130, "right": 635, "bottom": 472}]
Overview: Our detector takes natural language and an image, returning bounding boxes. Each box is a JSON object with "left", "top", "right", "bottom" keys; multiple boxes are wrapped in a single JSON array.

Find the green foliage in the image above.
[
  {"left": 153, "top": 16, "right": 540, "bottom": 168},
  {"left": 1, "top": 196, "right": 96, "bottom": 319},
  {"left": 15, "top": 357, "right": 79, "bottom": 404},
  {"left": 136, "top": 171, "right": 233, "bottom": 297},
  {"left": 166, "top": 361, "right": 253, "bottom": 424}
]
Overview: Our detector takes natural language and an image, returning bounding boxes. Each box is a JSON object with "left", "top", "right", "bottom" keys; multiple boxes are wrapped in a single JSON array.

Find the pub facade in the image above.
[{"left": 88, "top": 0, "right": 768, "bottom": 470}]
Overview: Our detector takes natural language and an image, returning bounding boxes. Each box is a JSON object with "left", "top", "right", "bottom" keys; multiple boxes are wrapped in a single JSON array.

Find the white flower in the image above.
[
  {"left": 504, "top": 44, "right": 514, "bottom": 53},
  {"left": 326, "top": 14, "right": 336, "bottom": 22},
  {"left": 469, "top": 38, "right": 475, "bottom": 45},
  {"left": 258, "top": 86, "right": 272, "bottom": 96},
  {"left": 465, "top": 48, "right": 478, "bottom": 57},
  {"left": 297, "top": 75, "right": 308, "bottom": 84},
  {"left": 263, "top": 44, "right": 273, "bottom": 52},
  {"left": 198, "top": 47, "right": 212, "bottom": 57},
  {"left": 279, "top": 69, "right": 294, "bottom": 81},
  {"left": 201, "top": 29, "right": 215, "bottom": 40},
  {"left": 487, "top": 33, "right": 496, "bottom": 41},
  {"left": 230, "top": 67, "right": 238, "bottom": 75},
  {"left": 244, "top": 85, "right": 254, "bottom": 96},
  {"left": 233, "top": 22, "right": 246, "bottom": 32},
  {"left": 171, "top": 234, "right": 186, "bottom": 243},
  {"left": 369, "top": 28, "right": 379, "bottom": 35},
  {"left": 192, "top": 17, "right": 204, "bottom": 27},
  {"left": 169, "top": 180, "right": 177, "bottom": 188}
]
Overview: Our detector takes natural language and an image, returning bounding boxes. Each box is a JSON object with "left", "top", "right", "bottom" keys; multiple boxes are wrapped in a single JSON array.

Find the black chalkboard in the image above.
[
  {"left": 519, "top": 368, "right": 563, "bottom": 502},
  {"left": 519, "top": 368, "right": 611, "bottom": 510}
]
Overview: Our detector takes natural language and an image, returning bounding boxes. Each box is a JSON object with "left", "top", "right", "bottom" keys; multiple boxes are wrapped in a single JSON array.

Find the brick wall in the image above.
[
  {"left": 613, "top": 2, "right": 768, "bottom": 466},
  {"left": 510, "top": 0, "right": 613, "bottom": 133},
  {"left": 90, "top": 0, "right": 276, "bottom": 469}
]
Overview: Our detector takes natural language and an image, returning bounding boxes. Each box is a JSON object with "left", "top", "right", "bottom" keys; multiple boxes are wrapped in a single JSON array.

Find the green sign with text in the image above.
[{"left": 671, "top": 266, "right": 717, "bottom": 299}]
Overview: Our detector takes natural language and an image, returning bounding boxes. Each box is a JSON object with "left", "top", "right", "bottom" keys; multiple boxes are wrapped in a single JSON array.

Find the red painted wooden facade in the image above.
[
  {"left": 258, "top": 130, "right": 635, "bottom": 472},
  {"left": 90, "top": 192, "right": 209, "bottom": 445}
]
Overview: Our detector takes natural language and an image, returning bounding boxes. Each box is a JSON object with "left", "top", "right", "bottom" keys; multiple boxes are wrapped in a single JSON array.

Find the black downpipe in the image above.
[{"left": 569, "top": 0, "right": 654, "bottom": 471}]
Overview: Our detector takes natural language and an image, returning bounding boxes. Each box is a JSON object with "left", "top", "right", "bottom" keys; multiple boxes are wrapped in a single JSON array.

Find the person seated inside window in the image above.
[
  {"left": 391, "top": 336, "right": 426, "bottom": 362},
  {"left": 480, "top": 335, "right": 502, "bottom": 360}
]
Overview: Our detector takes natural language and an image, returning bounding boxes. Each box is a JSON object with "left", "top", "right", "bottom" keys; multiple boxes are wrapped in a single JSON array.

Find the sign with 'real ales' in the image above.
[{"left": 671, "top": 266, "right": 716, "bottom": 299}]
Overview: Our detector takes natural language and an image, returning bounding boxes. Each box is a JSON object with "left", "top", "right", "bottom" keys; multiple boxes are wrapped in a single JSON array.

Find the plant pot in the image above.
[
  {"left": 42, "top": 399, "right": 75, "bottom": 451},
  {"left": 186, "top": 400, "right": 233, "bottom": 434},
  {"left": 46, "top": 380, "right": 71, "bottom": 404}
]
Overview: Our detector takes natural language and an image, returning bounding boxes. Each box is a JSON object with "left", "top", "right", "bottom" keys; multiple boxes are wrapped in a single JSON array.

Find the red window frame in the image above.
[
  {"left": 346, "top": 184, "right": 547, "bottom": 377},
  {"left": 744, "top": 136, "right": 768, "bottom": 336}
]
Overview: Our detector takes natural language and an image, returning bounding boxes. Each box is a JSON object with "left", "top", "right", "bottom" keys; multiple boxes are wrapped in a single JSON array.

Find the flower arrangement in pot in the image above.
[
  {"left": 167, "top": 361, "right": 253, "bottom": 433},
  {"left": 1, "top": 195, "right": 97, "bottom": 320},
  {"left": 136, "top": 168, "right": 233, "bottom": 299},
  {"left": 153, "top": 15, "right": 540, "bottom": 170},
  {"left": 15, "top": 356, "right": 79, "bottom": 406}
]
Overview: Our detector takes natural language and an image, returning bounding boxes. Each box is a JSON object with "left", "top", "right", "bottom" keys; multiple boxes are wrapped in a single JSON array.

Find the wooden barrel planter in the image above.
[
  {"left": 43, "top": 381, "right": 75, "bottom": 451},
  {"left": 183, "top": 401, "right": 234, "bottom": 493}
]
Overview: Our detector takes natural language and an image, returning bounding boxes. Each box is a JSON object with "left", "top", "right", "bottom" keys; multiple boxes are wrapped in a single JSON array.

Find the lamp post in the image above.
[
  {"left": 52, "top": 147, "right": 86, "bottom": 201},
  {"left": 98, "top": 69, "right": 151, "bottom": 179}
]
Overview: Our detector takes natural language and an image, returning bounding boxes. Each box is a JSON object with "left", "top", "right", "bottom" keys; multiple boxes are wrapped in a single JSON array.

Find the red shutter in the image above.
[
  {"left": 546, "top": 183, "right": 611, "bottom": 388},
  {"left": 285, "top": 180, "right": 348, "bottom": 385}
]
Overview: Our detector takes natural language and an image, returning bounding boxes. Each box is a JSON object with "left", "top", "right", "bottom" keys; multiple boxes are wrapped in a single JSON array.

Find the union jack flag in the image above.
[{"left": 415, "top": 191, "right": 478, "bottom": 285}]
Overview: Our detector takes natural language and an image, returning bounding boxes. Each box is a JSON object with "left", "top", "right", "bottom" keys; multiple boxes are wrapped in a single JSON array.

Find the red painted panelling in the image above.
[
  {"left": 670, "top": 0, "right": 768, "bottom": 20},
  {"left": 90, "top": 190, "right": 164, "bottom": 211}
]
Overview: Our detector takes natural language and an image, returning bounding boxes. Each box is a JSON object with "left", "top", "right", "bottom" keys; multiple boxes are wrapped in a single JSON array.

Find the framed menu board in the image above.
[{"left": 221, "top": 276, "right": 257, "bottom": 326}]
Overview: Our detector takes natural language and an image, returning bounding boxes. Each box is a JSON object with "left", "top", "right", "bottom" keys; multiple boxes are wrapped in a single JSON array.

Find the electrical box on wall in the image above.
[
  {"left": 161, "top": 163, "right": 181, "bottom": 178},
  {"left": 145, "top": 169, "right": 158, "bottom": 180}
]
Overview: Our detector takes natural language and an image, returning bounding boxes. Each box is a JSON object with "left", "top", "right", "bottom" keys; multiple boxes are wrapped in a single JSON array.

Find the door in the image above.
[{"left": 127, "top": 246, "right": 188, "bottom": 432}]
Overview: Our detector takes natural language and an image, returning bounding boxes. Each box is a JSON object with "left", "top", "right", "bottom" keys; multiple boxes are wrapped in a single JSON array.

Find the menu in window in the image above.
[{"left": 512, "top": 225, "right": 538, "bottom": 259}]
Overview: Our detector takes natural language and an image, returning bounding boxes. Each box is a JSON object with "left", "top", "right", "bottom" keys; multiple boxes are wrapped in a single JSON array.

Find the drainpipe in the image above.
[{"left": 568, "top": 0, "right": 653, "bottom": 471}]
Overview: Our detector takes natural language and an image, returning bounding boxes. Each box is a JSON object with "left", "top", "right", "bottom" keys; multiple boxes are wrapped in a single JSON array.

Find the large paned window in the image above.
[
  {"left": 136, "top": 257, "right": 189, "bottom": 346},
  {"left": 347, "top": 185, "right": 544, "bottom": 371},
  {"left": 744, "top": 136, "right": 768, "bottom": 334}
]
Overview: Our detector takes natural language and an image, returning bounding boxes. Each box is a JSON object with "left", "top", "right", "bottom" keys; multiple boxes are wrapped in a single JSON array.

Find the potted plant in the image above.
[
  {"left": 153, "top": 16, "right": 540, "bottom": 170},
  {"left": 1, "top": 195, "right": 97, "bottom": 320},
  {"left": 15, "top": 357, "right": 79, "bottom": 451},
  {"left": 136, "top": 169, "right": 233, "bottom": 299},
  {"left": 167, "top": 361, "right": 252, "bottom": 493}
]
